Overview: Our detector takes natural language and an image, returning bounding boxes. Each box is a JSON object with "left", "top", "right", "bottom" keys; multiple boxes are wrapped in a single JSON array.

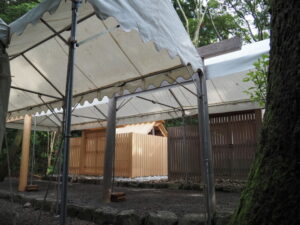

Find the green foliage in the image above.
[
  {"left": 223, "top": 0, "right": 270, "bottom": 42},
  {"left": 243, "top": 54, "right": 269, "bottom": 107},
  {"left": 173, "top": 0, "right": 270, "bottom": 46},
  {"left": 30, "top": 130, "right": 52, "bottom": 175},
  {"left": 0, "top": 128, "right": 18, "bottom": 161},
  {"left": 0, "top": 0, "right": 39, "bottom": 24},
  {"left": 165, "top": 115, "right": 198, "bottom": 127},
  {"left": 174, "top": 0, "right": 246, "bottom": 46}
]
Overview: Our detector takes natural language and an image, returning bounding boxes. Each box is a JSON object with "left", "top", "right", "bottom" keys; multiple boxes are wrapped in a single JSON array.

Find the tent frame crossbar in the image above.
[
  {"left": 168, "top": 89, "right": 185, "bottom": 113},
  {"left": 9, "top": 12, "right": 95, "bottom": 60},
  {"left": 116, "top": 97, "right": 133, "bottom": 111},
  {"left": 136, "top": 96, "right": 178, "bottom": 111},
  {"left": 93, "top": 105, "right": 108, "bottom": 119},
  {"left": 7, "top": 65, "right": 189, "bottom": 115},
  {"left": 57, "top": 112, "right": 106, "bottom": 122},
  {"left": 21, "top": 54, "right": 64, "bottom": 97},
  {"left": 40, "top": 18, "right": 69, "bottom": 45},
  {"left": 116, "top": 79, "right": 193, "bottom": 100},
  {"left": 38, "top": 95, "right": 63, "bottom": 124},
  {"left": 10, "top": 86, "right": 62, "bottom": 100}
]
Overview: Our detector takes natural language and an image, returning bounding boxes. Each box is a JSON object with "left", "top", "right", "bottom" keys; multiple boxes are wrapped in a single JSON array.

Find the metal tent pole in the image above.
[
  {"left": 195, "top": 70, "right": 216, "bottom": 225},
  {"left": 102, "top": 97, "right": 117, "bottom": 203},
  {"left": 60, "top": 1, "right": 81, "bottom": 225}
]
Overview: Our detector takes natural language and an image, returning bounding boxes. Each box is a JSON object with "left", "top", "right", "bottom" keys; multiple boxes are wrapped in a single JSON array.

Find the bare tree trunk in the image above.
[
  {"left": 229, "top": 1, "right": 300, "bottom": 225},
  {"left": 47, "top": 131, "right": 56, "bottom": 172}
]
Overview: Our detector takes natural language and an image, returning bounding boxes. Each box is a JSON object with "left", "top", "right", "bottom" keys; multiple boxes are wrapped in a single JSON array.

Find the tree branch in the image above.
[
  {"left": 192, "top": 0, "right": 210, "bottom": 45},
  {"left": 207, "top": 7, "right": 222, "bottom": 41},
  {"left": 176, "top": 0, "right": 190, "bottom": 34},
  {"left": 227, "top": 0, "right": 257, "bottom": 42}
]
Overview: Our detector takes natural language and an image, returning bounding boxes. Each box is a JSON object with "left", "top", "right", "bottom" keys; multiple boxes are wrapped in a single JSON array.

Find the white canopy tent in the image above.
[
  {"left": 7, "top": 0, "right": 203, "bottom": 119},
  {"left": 0, "top": 0, "right": 218, "bottom": 224},
  {"left": 7, "top": 39, "right": 270, "bottom": 131}
]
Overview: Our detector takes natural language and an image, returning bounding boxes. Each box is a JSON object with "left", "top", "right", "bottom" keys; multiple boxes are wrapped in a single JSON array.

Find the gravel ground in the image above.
[
  {"left": 0, "top": 199, "right": 96, "bottom": 225},
  {"left": 0, "top": 178, "right": 240, "bottom": 217}
]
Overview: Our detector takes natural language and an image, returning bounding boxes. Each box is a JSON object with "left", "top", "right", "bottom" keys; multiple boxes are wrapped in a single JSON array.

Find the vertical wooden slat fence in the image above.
[
  {"left": 168, "top": 110, "right": 262, "bottom": 181},
  {"left": 132, "top": 133, "right": 167, "bottom": 177},
  {"left": 69, "top": 131, "right": 167, "bottom": 178},
  {"left": 69, "top": 137, "right": 81, "bottom": 175},
  {"left": 168, "top": 125, "right": 202, "bottom": 181}
]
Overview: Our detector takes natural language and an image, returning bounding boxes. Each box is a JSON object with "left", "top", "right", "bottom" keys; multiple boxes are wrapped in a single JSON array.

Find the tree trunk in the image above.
[
  {"left": 229, "top": 1, "right": 300, "bottom": 225},
  {"left": 0, "top": 130, "right": 22, "bottom": 181}
]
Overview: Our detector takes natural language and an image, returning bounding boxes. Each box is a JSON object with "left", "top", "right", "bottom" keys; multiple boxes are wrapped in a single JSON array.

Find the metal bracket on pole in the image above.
[
  {"left": 60, "top": 1, "right": 81, "bottom": 225},
  {"left": 195, "top": 70, "right": 216, "bottom": 225}
]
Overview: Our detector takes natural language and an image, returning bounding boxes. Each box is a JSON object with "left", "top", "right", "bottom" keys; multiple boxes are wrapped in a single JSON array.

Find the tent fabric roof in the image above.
[
  {"left": 116, "top": 122, "right": 156, "bottom": 135},
  {"left": 6, "top": 40, "right": 270, "bottom": 131},
  {"left": 6, "top": 0, "right": 203, "bottom": 119}
]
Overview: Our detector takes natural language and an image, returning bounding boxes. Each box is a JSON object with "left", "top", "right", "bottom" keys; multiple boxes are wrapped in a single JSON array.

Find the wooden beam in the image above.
[
  {"left": 18, "top": 114, "right": 32, "bottom": 192},
  {"left": 157, "top": 123, "right": 168, "bottom": 137},
  {"left": 197, "top": 37, "right": 242, "bottom": 59},
  {"left": 102, "top": 97, "right": 117, "bottom": 203}
]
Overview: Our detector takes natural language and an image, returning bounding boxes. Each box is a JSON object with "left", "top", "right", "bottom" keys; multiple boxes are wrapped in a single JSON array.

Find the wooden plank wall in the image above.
[
  {"left": 168, "top": 110, "right": 262, "bottom": 181},
  {"left": 132, "top": 133, "right": 167, "bottom": 177},
  {"left": 168, "top": 125, "right": 202, "bottom": 182},
  {"left": 69, "top": 137, "right": 81, "bottom": 175},
  {"left": 83, "top": 130, "right": 106, "bottom": 175},
  {"left": 114, "top": 133, "right": 132, "bottom": 177},
  {"left": 69, "top": 132, "right": 167, "bottom": 178}
]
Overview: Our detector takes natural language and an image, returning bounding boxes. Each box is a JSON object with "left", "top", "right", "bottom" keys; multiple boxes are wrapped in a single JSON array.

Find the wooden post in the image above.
[
  {"left": 102, "top": 97, "right": 117, "bottom": 203},
  {"left": 18, "top": 114, "right": 32, "bottom": 192}
]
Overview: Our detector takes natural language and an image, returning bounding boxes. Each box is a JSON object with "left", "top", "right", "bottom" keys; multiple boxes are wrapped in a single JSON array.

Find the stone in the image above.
[
  {"left": 77, "top": 205, "right": 95, "bottom": 221},
  {"left": 23, "top": 202, "right": 32, "bottom": 208},
  {"left": 115, "top": 209, "right": 140, "bottom": 225},
  {"left": 168, "top": 183, "right": 180, "bottom": 190},
  {"left": 215, "top": 212, "right": 233, "bottom": 225},
  {"left": 178, "top": 213, "right": 206, "bottom": 225},
  {"left": 93, "top": 206, "right": 119, "bottom": 225},
  {"left": 67, "top": 204, "right": 81, "bottom": 217},
  {"left": 144, "top": 211, "right": 177, "bottom": 225},
  {"left": 32, "top": 198, "right": 44, "bottom": 209}
]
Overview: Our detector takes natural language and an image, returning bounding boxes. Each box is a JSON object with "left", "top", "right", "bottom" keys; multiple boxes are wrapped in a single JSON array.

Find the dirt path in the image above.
[
  {"left": 0, "top": 178, "right": 240, "bottom": 216},
  {"left": 0, "top": 198, "right": 96, "bottom": 225}
]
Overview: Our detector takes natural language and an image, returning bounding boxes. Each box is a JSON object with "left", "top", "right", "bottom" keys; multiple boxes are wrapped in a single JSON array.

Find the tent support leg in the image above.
[
  {"left": 60, "top": 1, "right": 81, "bottom": 225},
  {"left": 102, "top": 97, "right": 117, "bottom": 203},
  {"left": 195, "top": 71, "right": 216, "bottom": 225},
  {"left": 18, "top": 114, "right": 32, "bottom": 192}
]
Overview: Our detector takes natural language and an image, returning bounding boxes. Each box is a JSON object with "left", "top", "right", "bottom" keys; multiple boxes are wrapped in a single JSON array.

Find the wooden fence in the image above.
[
  {"left": 168, "top": 110, "right": 262, "bottom": 181},
  {"left": 69, "top": 131, "right": 167, "bottom": 178}
]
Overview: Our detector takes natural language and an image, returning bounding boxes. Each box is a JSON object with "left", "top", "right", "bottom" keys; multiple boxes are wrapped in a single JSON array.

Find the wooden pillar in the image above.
[
  {"left": 18, "top": 114, "right": 32, "bottom": 192},
  {"left": 102, "top": 97, "right": 117, "bottom": 203}
]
